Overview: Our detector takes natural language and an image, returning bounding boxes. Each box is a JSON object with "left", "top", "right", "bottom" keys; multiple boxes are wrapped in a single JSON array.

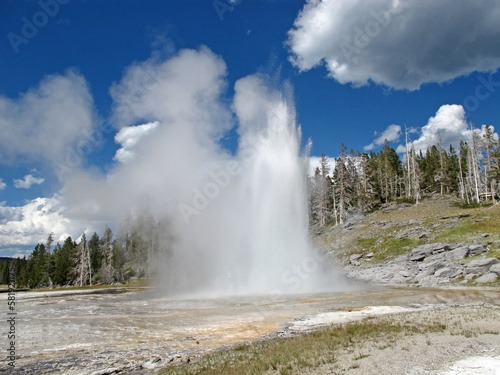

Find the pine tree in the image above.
[
  {"left": 1, "top": 260, "right": 9, "bottom": 285},
  {"left": 89, "top": 232, "right": 102, "bottom": 280},
  {"left": 16, "top": 257, "right": 28, "bottom": 288},
  {"left": 28, "top": 244, "right": 49, "bottom": 288},
  {"left": 53, "top": 237, "right": 76, "bottom": 286}
]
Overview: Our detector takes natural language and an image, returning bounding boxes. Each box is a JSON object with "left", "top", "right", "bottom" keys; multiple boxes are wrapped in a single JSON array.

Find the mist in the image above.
[{"left": 62, "top": 46, "right": 343, "bottom": 297}]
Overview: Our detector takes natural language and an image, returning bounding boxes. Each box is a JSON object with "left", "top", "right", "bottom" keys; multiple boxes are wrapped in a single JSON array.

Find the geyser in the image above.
[
  {"left": 63, "top": 47, "right": 341, "bottom": 297},
  {"left": 157, "top": 76, "right": 338, "bottom": 296}
]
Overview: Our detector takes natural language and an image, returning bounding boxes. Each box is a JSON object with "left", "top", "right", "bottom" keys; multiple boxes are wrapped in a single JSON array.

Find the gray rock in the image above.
[
  {"left": 365, "top": 252, "right": 374, "bottom": 258},
  {"left": 416, "top": 261, "right": 447, "bottom": 279},
  {"left": 468, "top": 245, "right": 488, "bottom": 256},
  {"left": 350, "top": 254, "right": 363, "bottom": 261},
  {"left": 490, "top": 263, "right": 500, "bottom": 275},
  {"left": 434, "top": 267, "right": 457, "bottom": 278},
  {"left": 399, "top": 270, "right": 411, "bottom": 278},
  {"left": 410, "top": 243, "right": 447, "bottom": 261},
  {"left": 475, "top": 273, "right": 498, "bottom": 283},
  {"left": 466, "top": 257, "right": 499, "bottom": 274},
  {"left": 447, "top": 246, "right": 469, "bottom": 260}
]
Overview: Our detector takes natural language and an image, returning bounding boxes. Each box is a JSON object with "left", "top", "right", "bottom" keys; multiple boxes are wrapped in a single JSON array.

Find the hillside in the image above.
[{"left": 313, "top": 195, "right": 500, "bottom": 287}]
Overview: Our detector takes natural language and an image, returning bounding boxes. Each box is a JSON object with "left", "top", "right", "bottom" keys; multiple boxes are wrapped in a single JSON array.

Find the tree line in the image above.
[
  {"left": 0, "top": 211, "right": 173, "bottom": 289},
  {"left": 310, "top": 125, "right": 499, "bottom": 227}
]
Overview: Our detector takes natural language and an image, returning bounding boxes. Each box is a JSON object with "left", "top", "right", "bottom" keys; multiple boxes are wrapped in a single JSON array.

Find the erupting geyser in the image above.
[
  {"left": 63, "top": 48, "right": 342, "bottom": 297},
  {"left": 157, "top": 76, "right": 338, "bottom": 296}
]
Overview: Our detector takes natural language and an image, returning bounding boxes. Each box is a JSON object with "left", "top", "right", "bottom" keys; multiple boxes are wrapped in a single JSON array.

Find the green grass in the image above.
[
  {"left": 435, "top": 216, "right": 500, "bottom": 244},
  {"left": 159, "top": 319, "right": 446, "bottom": 375},
  {"left": 354, "top": 237, "right": 424, "bottom": 262}
]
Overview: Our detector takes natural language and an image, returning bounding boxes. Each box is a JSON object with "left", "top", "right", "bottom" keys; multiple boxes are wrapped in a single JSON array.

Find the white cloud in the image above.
[
  {"left": 287, "top": 0, "right": 500, "bottom": 90},
  {"left": 0, "top": 196, "right": 94, "bottom": 256},
  {"left": 113, "top": 121, "right": 160, "bottom": 163},
  {"left": 0, "top": 70, "right": 97, "bottom": 167},
  {"left": 364, "top": 124, "right": 401, "bottom": 151},
  {"left": 308, "top": 155, "right": 336, "bottom": 177},
  {"left": 13, "top": 174, "right": 45, "bottom": 189},
  {"left": 409, "top": 105, "right": 469, "bottom": 153},
  {"left": 0, "top": 179, "right": 6, "bottom": 190},
  {"left": 396, "top": 104, "right": 499, "bottom": 154}
]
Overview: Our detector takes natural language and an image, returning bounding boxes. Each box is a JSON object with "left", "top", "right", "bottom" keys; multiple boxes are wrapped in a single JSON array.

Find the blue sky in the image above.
[{"left": 1, "top": 0, "right": 500, "bottom": 256}]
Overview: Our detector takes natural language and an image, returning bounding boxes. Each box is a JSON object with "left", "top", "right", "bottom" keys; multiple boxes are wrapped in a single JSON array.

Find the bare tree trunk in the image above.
[
  {"left": 458, "top": 152, "right": 465, "bottom": 201},
  {"left": 470, "top": 127, "right": 481, "bottom": 203},
  {"left": 332, "top": 184, "right": 338, "bottom": 226},
  {"left": 405, "top": 127, "right": 412, "bottom": 199},
  {"left": 410, "top": 145, "right": 420, "bottom": 204}
]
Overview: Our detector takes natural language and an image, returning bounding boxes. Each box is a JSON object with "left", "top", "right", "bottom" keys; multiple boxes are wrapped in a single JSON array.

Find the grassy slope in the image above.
[{"left": 313, "top": 195, "right": 500, "bottom": 265}]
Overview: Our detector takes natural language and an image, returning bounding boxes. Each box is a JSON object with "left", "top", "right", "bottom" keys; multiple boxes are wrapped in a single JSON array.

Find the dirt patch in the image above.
[{"left": 300, "top": 306, "right": 500, "bottom": 374}]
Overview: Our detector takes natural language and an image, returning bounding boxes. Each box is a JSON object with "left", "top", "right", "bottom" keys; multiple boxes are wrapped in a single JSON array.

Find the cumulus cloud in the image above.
[
  {"left": 0, "top": 70, "right": 97, "bottom": 166},
  {"left": 13, "top": 174, "right": 45, "bottom": 189},
  {"left": 113, "top": 121, "right": 160, "bottom": 163},
  {"left": 0, "top": 179, "right": 6, "bottom": 190},
  {"left": 308, "top": 155, "right": 336, "bottom": 177},
  {"left": 287, "top": 0, "right": 500, "bottom": 90},
  {"left": 395, "top": 104, "right": 499, "bottom": 154},
  {"left": 364, "top": 124, "right": 401, "bottom": 151},
  {"left": 0, "top": 196, "right": 94, "bottom": 256},
  {"left": 405, "top": 105, "right": 469, "bottom": 153}
]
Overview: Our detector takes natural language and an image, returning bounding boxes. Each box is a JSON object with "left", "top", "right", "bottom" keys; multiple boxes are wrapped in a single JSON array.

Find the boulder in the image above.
[
  {"left": 490, "top": 263, "right": 500, "bottom": 275},
  {"left": 434, "top": 267, "right": 459, "bottom": 278},
  {"left": 446, "top": 246, "right": 469, "bottom": 260},
  {"left": 350, "top": 254, "right": 363, "bottom": 261},
  {"left": 466, "top": 257, "right": 499, "bottom": 274},
  {"left": 468, "top": 245, "right": 488, "bottom": 256},
  {"left": 410, "top": 243, "right": 447, "bottom": 261},
  {"left": 475, "top": 273, "right": 498, "bottom": 283},
  {"left": 398, "top": 270, "right": 411, "bottom": 278},
  {"left": 416, "top": 261, "right": 447, "bottom": 279}
]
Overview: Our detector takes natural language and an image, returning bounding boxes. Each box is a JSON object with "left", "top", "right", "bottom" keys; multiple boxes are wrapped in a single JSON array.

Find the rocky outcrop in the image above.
[{"left": 345, "top": 242, "right": 499, "bottom": 287}]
